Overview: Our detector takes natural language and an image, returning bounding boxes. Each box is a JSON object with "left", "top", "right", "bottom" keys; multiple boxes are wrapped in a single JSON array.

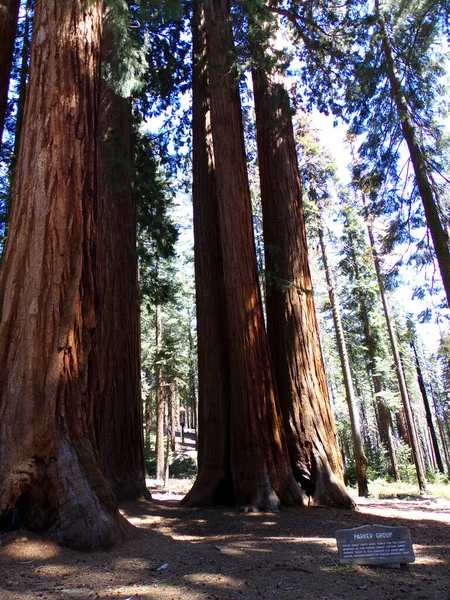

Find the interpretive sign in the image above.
[{"left": 335, "top": 525, "right": 415, "bottom": 566}]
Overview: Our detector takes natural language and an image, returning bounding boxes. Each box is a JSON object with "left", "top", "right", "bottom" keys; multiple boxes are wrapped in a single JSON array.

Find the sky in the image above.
[{"left": 311, "top": 112, "right": 449, "bottom": 354}]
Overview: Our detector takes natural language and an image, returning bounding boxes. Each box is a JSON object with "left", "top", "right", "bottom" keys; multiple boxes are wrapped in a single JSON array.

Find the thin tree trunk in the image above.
[
  {"left": 343, "top": 208, "right": 400, "bottom": 481},
  {"left": 316, "top": 197, "right": 369, "bottom": 497},
  {"left": 93, "top": 12, "right": 149, "bottom": 500},
  {"left": 0, "top": 0, "right": 20, "bottom": 144},
  {"left": 411, "top": 343, "right": 445, "bottom": 473},
  {"left": 376, "top": 0, "right": 450, "bottom": 308},
  {"left": 252, "top": 68, "right": 353, "bottom": 508},
  {"left": 366, "top": 221, "right": 428, "bottom": 491},
  {"left": 170, "top": 384, "right": 176, "bottom": 452},
  {"left": 0, "top": 0, "right": 127, "bottom": 548},
  {"left": 155, "top": 298, "right": 165, "bottom": 481},
  {"left": 396, "top": 410, "right": 410, "bottom": 445},
  {"left": 430, "top": 385, "right": 450, "bottom": 472}
]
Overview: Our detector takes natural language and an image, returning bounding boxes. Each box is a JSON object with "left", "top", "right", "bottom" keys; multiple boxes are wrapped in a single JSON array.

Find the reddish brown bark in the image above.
[
  {"left": 0, "top": 0, "right": 126, "bottom": 548},
  {"left": 94, "top": 72, "right": 149, "bottom": 501},
  {"left": 0, "top": 0, "right": 20, "bottom": 143},
  {"left": 252, "top": 70, "right": 353, "bottom": 508},
  {"left": 191, "top": 0, "right": 304, "bottom": 510},
  {"left": 182, "top": 0, "right": 232, "bottom": 506}
]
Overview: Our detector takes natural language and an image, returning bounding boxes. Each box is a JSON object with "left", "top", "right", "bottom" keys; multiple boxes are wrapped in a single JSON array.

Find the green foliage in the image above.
[
  {"left": 169, "top": 454, "right": 197, "bottom": 478},
  {"left": 395, "top": 442, "right": 417, "bottom": 483},
  {"left": 144, "top": 436, "right": 157, "bottom": 477},
  {"left": 103, "top": 1, "right": 147, "bottom": 97}
]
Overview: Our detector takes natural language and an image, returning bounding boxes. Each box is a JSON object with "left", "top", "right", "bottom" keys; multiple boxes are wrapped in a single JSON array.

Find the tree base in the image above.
[
  {"left": 0, "top": 438, "right": 131, "bottom": 549},
  {"left": 310, "top": 453, "right": 356, "bottom": 509}
]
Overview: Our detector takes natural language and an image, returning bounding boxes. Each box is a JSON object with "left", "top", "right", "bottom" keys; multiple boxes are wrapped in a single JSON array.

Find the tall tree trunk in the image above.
[
  {"left": 0, "top": 0, "right": 126, "bottom": 548},
  {"left": 411, "top": 343, "right": 445, "bottom": 474},
  {"left": 343, "top": 207, "right": 400, "bottom": 481},
  {"left": 0, "top": 0, "right": 20, "bottom": 144},
  {"left": 252, "top": 69, "right": 353, "bottom": 508},
  {"left": 190, "top": 0, "right": 305, "bottom": 510},
  {"left": 182, "top": 0, "right": 232, "bottom": 506},
  {"left": 155, "top": 298, "right": 165, "bottom": 481},
  {"left": 376, "top": 0, "right": 450, "bottom": 308},
  {"left": 93, "top": 10, "right": 149, "bottom": 500},
  {"left": 170, "top": 383, "right": 176, "bottom": 452},
  {"left": 366, "top": 221, "right": 428, "bottom": 491},
  {"left": 316, "top": 197, "right": 369, "bottom": 497}
]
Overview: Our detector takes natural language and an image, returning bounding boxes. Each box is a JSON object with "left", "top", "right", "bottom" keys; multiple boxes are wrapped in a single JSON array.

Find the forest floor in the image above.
[{"left": 1, "top": 434, "right": 449, "bottom": 600}]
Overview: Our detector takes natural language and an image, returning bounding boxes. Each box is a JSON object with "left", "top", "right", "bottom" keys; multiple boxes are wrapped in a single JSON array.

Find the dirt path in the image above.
[{"left": 1, "top": 491, "right": 449, "bottom": 600}]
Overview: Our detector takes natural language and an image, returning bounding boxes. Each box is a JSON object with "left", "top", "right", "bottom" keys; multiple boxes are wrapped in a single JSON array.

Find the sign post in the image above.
[{"left": 336, "top": 525, "right": 415, "bottom": 567}]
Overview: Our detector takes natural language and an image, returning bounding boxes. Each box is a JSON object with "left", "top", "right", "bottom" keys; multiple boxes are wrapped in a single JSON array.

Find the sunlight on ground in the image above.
[
  {"left": 0, "top": 537, "right": 59, "bottom": 560},
  {"left": 357, "top": 498, "right": 450, "bottom": 524}
]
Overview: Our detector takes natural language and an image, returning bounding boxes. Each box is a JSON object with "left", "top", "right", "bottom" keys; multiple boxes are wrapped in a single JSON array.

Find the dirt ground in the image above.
[{"left": 1, "top": 487, "right": 449, "bottom": 600}]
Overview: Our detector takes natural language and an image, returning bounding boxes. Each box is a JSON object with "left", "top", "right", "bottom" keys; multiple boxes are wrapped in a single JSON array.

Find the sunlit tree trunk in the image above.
[
  {"left": 185, "top": 0, "right": 305, "bottom": 510},
  {"left": 0, "top": 0, "right": 126, "bottom": 548},
  {"left": 366, "top": 220, "right": 427, "bottom": 491},
  {"left": 411, "top": 343, "right": 445, "bottom": 474},
  {"left": 0, "top": 0, "right": 20, "bottom": 144},
  {"left": 155, "top": 298, "right": 165, "bottom": 481},
  {"left": 343, "top": 205, "right": 400, "bottom": 481},
  {"left": 316, "top": 196, "right": 368, "bottom": 497},
  {"left": 251, "top": 68, "right": 353, "bottom": 508}
]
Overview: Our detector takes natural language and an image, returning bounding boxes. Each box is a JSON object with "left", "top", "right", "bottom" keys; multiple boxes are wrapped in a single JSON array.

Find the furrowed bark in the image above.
[
  {"left": 252, "top": 68, "right": 353, "bottom": 508},
  {"left": 94, "top": 50, "right": 149, "bottom": 501},
  {"left": 187, "top": 0, "right": 305, "bottom": 510},
  {"left": 182, "top": 0, "right": 232, "bottom": 506},
  {"left": 0, "top": 0, "right": 127, "bottom": 548}
]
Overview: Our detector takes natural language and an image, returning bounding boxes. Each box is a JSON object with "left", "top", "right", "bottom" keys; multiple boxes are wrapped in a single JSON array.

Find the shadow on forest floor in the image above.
[{"left": 1, "top": 487, "right": 449, "bottom": 600}]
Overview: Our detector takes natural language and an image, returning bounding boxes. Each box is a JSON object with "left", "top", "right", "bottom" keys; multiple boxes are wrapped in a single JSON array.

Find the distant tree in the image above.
[
  {"left": 339, "top": 198, "right": 401, "bottom": 482},
  {"left": 0, "top": 0, "right": 20, "bottom": 144}
]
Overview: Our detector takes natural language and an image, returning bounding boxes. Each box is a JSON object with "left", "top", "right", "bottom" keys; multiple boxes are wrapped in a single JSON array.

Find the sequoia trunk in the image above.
[
  {"left": 0, "top": 0, "right": 20, "bottom": 144},
  {"left": 182, "top": 0, "right": 232, "bottom": 506},
  {"left": 252, "top": 68, "right": 353, "bottom": 508},
  {"left": 192, "top": 0, "right": 304, "bottom": 509},
  {"left": 0, "top": 0, "right": 126, "bottom": 548},
  {"left": 94, "top": 56, "right": 149, "bottom": 500}
]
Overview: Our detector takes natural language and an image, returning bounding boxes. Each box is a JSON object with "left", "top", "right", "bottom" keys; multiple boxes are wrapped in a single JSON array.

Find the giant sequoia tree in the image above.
[
  {"left": 185, "top": 0, "right": 305, "bottom": 510},
  {"left": 182, "top": 0, "right": 232, "bottom": 505},
  {"left": 252, "top": 67, "right": 353, "bottom": 507},
  {"left": 0, "top": 0, "right": 126, "bottom": 548},
  {"left": 93, "top": 4, "right": 148, "bottom": 501}
]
